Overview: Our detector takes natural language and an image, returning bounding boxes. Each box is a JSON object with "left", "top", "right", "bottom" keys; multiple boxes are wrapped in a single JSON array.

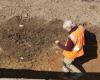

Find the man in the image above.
[{"left": 55, "top": 20, "right": 85, "bottom": 80}]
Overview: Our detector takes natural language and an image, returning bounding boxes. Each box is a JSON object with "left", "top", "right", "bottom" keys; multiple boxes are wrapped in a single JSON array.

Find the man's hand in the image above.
[
  {"left": 55, "top": 40, "right": 60, "bottom": 44},
  {"left": 55, "top": 40, "right": 68, "bottom": 51}
]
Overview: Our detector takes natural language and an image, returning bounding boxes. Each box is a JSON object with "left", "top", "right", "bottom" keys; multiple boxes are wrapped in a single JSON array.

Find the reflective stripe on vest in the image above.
[
  {"left": 69, "top": 34, "right": 76, "bottom": 45},
  {"left": 69, "top": 33, "right": 81, "bottom": 51}
]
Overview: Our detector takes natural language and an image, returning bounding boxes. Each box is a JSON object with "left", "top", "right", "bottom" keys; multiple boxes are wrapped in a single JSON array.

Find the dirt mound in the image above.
[{"left": 0, "top": 16, "right": 65, "bottom": 61}]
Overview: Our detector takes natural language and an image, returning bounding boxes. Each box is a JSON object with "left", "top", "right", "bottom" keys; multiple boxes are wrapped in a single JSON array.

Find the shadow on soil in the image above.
[
  {"left": 0, "top": 68, "right": 100, "bottom": 80},
  {"left": 74, "top": 29, "right": 98, "bottom": 73}
]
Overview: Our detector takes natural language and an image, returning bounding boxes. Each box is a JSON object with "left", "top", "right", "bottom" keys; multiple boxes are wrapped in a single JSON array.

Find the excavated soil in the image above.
[
  {"left": 0, "top": 15, "right": 100, "bottom": 72},
  {"left": 0, "top": 16, "right": 66, "bottom": 71},
  {"left": 0, "top": 0, "right": 100, "bottom": 80}
]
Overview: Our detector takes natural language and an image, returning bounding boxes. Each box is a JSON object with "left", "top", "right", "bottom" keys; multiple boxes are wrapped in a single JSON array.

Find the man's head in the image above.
[{"left": 63, "top": 20, "right": 76, "bottom": 32}]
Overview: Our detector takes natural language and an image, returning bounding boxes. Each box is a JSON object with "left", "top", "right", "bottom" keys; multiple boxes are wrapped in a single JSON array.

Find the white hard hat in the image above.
[{"left": 63, "top": 20, "right": 76, "bottom": 30}]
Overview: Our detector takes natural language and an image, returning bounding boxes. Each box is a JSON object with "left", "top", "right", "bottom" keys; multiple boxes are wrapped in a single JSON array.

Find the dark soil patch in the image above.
[{"left": 0, "top": 16, "right": 65, "bottom": 61}]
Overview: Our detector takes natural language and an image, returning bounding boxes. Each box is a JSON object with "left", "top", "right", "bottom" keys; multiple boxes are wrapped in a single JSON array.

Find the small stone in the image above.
[
  {"left": 56, "top": 51, "right": 58, "bottom": 53},
  {"left": 55, "top": 0, "right": 59, "bottom": 3},
  {"left": 19, "top": 24, "right": 23, "bottom": 27},
  {"left": 20, "top": 57, "right": 24, "bottom": 60},
  {"left": 0, "top": 7, "right": 2, "bottom": 10},
  {"left": 49, "top": 68, "right": 52, "bottom": 71}
]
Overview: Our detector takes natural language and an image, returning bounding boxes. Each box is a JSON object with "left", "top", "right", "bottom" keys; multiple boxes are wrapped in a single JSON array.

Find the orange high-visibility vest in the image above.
[{"left": 63, "top": 25, "right": 85, "bottom": 60}]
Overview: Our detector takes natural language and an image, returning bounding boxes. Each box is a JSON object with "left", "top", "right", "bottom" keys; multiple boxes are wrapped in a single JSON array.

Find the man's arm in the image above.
[{"left": 57, "top": 38, "right": 74, "bottom": 51}]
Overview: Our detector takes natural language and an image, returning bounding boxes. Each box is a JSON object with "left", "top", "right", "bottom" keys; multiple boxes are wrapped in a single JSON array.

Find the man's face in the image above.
[
  {"left": 64, "top": 27, "right": 71, "bottom": 34},
  {"left": 66, "top": 26, "right": 72, "bottom": 32}
]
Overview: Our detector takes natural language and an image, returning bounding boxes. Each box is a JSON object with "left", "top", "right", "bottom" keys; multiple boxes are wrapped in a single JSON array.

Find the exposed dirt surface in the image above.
[
  {"left": 0, "top": 16, "right": 100, "bottom": 80},
  {"left": 0, "top": 16, "right": 66, "bottom": 70},
  {"left": 0, "top": 0, "right": 100, "bottom": 80}
]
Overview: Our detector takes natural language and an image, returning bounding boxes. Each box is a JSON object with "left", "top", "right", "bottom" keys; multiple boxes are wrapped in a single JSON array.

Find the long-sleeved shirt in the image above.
[{"left": 58, "top": 26, "right": 78, "bottom": 51}]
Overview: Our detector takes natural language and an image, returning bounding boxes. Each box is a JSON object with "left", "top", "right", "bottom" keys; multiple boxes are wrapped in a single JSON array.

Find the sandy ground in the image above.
[
  {"left": 0, "top": 0, "right": 100, "bottom": 80},
  {"left": 0, "top": 0, "right": 100, "bottom": 25}
]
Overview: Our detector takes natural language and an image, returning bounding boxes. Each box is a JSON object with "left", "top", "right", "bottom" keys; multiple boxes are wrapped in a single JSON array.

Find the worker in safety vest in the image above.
[{"left": 55, "top": 20, "right": 85, "bottom": 80}]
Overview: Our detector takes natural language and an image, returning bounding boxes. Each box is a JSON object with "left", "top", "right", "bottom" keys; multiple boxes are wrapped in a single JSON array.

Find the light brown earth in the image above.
[{"left": 0, "top": 0, "right": 100, "bottom": 80}]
